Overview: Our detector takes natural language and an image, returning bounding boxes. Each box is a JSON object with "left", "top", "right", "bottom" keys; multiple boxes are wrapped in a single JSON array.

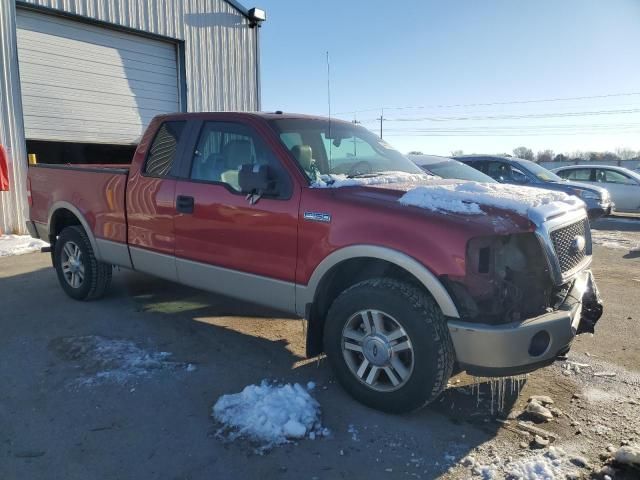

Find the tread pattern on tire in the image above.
[
  {"left": 58, "top": 226, "right": 112, "bottom": 300},
  {"left": 326, "top": 277, "right": 455, "bottom": 412}
]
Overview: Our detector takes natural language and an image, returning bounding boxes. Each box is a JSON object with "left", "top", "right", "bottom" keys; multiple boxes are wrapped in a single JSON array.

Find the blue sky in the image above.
[{"left": 257, "top": 0, "right": 640, "bottom": 156}]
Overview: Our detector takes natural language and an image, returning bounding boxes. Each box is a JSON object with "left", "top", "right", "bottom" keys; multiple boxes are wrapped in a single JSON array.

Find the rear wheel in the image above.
[
  {"left": 54, "top": 226, "right": 112, "bottom": 300},
  {"left": 324, "top": 278, "right": 454, "bottom": 413}
]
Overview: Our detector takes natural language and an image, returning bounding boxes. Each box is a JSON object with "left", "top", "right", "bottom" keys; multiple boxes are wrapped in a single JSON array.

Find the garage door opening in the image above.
[
  {"left": 26, "top": 140, "right": 137, "bottom": 165},
  {"left": 16, "top": 9, "right": 180, "bottom": 161}
]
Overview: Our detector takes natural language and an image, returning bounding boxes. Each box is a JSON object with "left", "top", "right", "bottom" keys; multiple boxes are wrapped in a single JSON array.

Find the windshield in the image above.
[
  {"left": 268, "top": 118, "right": 423, "bottom": 181},
  {"left": 417, "top": 158, "right": 496, "bottom": 183},
  {"left": 515, "top": 159, "right": 563, "bottom": 182}
]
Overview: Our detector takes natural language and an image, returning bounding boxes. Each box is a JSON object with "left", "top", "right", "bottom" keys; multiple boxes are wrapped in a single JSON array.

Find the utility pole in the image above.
[
  {"left": 377, "top": 108, "right": 385, "bottom": 139},
  {"left": 351, "top": 117, "right": 361, "bottom": 157}
]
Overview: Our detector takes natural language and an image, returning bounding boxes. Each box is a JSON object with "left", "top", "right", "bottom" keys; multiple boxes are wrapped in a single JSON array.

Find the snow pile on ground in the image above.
[
  {"left": 311, "top": 171, "right": 431, "bottom": 188},
  {"left": 0, "top": 234, "right": 48, "bottom": 257},
  {"left": 51, "top": 335, "right": 192, "bottom": 386},
  {"left": 212, "top": 380, "right": 328, "bottom": 451},
  {"left": 505, "top": 447, "right": 581, "bottom": 479},
  {"left": 591, "top": 229, "right": 640, "bottom": 251},
  {"left": 399, "top": 182, "right": 581, "bottom": 216},
  {"left": 466, "top": 447, "right": 584, "bottom": 479}
]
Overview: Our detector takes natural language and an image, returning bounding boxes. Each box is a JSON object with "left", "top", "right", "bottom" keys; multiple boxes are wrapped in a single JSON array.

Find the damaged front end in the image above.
[{"left": 443, "top": 206, "right": 603, "bottom": 377}]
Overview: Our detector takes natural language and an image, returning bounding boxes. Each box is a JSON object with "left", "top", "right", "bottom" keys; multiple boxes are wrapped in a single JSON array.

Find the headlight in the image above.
[{"left": 576, "top": 190, "right": 600, "bottom": 201}]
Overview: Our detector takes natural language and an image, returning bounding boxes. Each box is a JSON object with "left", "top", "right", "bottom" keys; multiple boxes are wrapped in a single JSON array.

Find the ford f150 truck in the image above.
[{"left": 26, "top": 112, "right": 603, "bottom": 413}]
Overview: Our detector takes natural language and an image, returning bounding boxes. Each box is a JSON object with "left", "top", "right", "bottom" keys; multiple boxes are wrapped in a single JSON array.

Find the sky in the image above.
[{"left": 257, "top": 0, "right": 640, "bottom": 156}]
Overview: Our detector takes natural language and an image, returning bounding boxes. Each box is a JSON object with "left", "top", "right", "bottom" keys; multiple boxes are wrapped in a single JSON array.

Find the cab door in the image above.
[{"left": 173, "top": 119, "right": 300, "bottom": 312}]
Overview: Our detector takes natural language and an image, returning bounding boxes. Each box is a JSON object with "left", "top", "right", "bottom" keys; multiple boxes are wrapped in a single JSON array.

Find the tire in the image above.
[
  {"left": 54, "top": 226, "right": 112, "bottom": 301},
  {"left": 324, "top": 278, "right": 455, "bottom": 413}
]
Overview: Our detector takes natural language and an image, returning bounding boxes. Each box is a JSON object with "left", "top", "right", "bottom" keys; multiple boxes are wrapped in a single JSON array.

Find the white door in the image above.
[
  {"left": 16, "top": 9, "right": 180, "bottom": 145},
  {"left": 595, "top": 168, "right": 640, "bottom": 212}
]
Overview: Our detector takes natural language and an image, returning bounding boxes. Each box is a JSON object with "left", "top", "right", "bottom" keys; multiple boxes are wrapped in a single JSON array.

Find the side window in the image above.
[
  {"left": 471, "top": 161, "right": 488, "bottom": 174},
  {"left": 565, "top": 169, "right": 592, "bottom": 181},
  {"left": 486, "top": 161, "right": 511, "bottom": 182},
  {"left": 190, "top": 122, "right": 290, "bottom": 196},
  {"left": 511, "top": 167, "right": 529, "bottom": 184},
  {"left": 144, "top": 121, "right": 186, "bottom": 177},
  {"left": 601, "top": 169, "right": 637, "bottom": 185}
]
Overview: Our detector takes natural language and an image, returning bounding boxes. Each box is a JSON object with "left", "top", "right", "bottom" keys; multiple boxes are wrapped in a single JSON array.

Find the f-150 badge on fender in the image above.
[{"left": 304, "top": 212, "right": 332, "bottom": 223}]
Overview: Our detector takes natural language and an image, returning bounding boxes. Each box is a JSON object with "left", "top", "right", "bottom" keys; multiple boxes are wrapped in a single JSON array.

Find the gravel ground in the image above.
[{"left": 0, "top": 217, "right": 638, "bottom": 479}]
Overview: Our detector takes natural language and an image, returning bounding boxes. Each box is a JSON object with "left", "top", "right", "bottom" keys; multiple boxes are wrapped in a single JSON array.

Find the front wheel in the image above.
[
  {"left": 324, "top": 278, "right": 455, "bottom": 413},
  {"left": 54, "top": 226, "right": 112, "bottom": 301}
]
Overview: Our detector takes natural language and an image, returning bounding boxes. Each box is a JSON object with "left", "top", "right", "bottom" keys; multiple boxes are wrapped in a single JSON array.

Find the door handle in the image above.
[{"left": 176, "top": 195, "right": 194, "bottom": 214}]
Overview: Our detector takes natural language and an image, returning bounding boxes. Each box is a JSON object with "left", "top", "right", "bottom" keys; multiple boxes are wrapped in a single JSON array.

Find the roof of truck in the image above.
[{"left": 158, "top": 111, "right": 351, "bottom": 123}]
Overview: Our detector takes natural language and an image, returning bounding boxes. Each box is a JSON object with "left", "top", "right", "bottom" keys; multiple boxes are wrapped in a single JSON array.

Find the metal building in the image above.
[{"left": 0, "top": 0, "right": 262, "bottom": 234}]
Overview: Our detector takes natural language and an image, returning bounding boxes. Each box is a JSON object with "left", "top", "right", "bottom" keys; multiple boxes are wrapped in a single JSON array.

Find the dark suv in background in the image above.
[{"left": 456, "top": 155, "right": 613, "bottom": 219}]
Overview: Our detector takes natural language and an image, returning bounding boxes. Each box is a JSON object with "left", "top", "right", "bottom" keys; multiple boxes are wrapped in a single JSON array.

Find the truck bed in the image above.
[{"left": 29, "top": 163, "right": 129, "bottom": 244}]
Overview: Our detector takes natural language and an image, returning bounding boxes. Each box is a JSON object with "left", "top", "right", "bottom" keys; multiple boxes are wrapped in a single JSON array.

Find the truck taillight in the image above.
[{"left": 27, "top": 177, "right": 33, "bottom": 206}]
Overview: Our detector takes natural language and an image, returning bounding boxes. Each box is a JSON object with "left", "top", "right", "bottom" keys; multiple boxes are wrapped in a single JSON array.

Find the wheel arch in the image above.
[
  {"left": 47, "top": 202, "right": 101, "bottom": 260},
  {"left": 297, "top": 245, "right": 460, "bottom": 357}
]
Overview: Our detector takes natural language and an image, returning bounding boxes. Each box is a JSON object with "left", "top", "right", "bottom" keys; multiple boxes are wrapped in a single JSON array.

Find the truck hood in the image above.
[{"left": 321, "top": 175, "right": 586, "bottom": 233}]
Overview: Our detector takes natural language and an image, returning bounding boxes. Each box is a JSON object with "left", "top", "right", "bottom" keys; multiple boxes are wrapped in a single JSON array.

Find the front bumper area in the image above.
[
  {"left": 447, "top": 270, "right": 602, "bottom": 377},
  {"left": 587, "top": 201, "right": 614, "bottom": 219}
]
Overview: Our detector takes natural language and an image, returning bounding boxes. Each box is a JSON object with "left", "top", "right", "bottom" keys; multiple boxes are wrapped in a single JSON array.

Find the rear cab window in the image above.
[{"left": 144, "top": 121, "right": 186, "bottom": 177}]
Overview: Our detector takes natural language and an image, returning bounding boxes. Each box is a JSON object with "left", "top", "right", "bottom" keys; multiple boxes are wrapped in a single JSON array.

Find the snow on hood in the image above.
[
  {"left": 398, "top": 181, "right": 584, "bottom": 216},
  {"left": 311, "top": 171, "right": 434, "bottom": 188}
]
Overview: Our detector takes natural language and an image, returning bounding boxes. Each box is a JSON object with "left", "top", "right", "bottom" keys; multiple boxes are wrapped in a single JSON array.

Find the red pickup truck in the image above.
[{"left": 26, "top": 112, "right": 602, "bottom": 412}]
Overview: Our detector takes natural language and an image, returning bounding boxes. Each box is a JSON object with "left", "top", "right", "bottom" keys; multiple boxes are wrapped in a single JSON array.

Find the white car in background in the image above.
[{"left": 553, "top": 165, "right": 640, "bottom": 214}]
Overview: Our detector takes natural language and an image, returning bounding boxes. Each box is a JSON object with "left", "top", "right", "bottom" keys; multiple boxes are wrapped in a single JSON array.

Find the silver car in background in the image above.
[{"left": 553, "top": 165, "right": 640, "bottom": 214}]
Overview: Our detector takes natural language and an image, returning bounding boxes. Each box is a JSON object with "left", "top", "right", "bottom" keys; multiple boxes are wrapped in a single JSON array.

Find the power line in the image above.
[
  {"left": 381, "top": 122, "right": 640, "bottom": 133},
  {"left": 356, "top": 107, "right": 640, "bottom": 123},
  {"left": 333, "top": 91, "right": 640, "bottom": 116},
  {"left": 384, "top": 130, "right": 640, "bottom": 137}
]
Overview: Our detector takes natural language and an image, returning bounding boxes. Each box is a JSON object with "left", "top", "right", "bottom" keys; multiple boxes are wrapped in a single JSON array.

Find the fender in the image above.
[
  {"left": 295, "top": 245, "right": 460, "bottom": 318},
  {"left": 47, "top": 201, "right": 101, "bottom": 259},
  {"left": 47, "top": 201, "right": 133, "bottom": 268}
]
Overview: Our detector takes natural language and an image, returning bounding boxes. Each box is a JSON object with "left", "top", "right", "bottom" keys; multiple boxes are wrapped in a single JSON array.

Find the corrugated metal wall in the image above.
[
  {"left": 0, "top": 0, "right": 28, "bottom": 234},
  {"left": 0, "top": 0, "right": 259, "bottom": 234}
]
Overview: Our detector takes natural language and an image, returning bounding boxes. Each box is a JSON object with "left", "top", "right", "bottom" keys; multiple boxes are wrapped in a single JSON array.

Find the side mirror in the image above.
[{"left": 238, "top": 164, "right": 277, "bottom": 202}]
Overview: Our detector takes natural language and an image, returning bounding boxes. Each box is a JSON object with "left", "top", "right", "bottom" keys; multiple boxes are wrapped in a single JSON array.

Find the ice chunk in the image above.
[
  {"left": 615, "top": 445, "right": 640, "bottom": 466},
  {"left": 283, "top": 419, "right": 307, "bottom": 438}
]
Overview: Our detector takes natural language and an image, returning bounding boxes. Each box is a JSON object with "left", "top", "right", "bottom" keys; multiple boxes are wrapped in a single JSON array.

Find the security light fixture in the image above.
[{"left": 248, "top": 7, "right": 266, "bottom": 27}]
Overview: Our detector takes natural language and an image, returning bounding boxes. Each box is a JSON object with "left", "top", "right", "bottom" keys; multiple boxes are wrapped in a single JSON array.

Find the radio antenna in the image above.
[{"left": 326, "top": 51, "right": 332, "bottom": 166}]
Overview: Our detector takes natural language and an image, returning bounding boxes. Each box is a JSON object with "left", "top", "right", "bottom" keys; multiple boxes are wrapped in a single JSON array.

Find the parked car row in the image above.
[{"left": 409, "top": 153, "right": 639, "bottom": 218}]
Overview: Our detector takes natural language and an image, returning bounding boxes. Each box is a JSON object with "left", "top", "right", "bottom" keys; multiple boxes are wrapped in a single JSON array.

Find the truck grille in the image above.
[{"left": 550, "top": 219, "right": 589, "bottom": 274}]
